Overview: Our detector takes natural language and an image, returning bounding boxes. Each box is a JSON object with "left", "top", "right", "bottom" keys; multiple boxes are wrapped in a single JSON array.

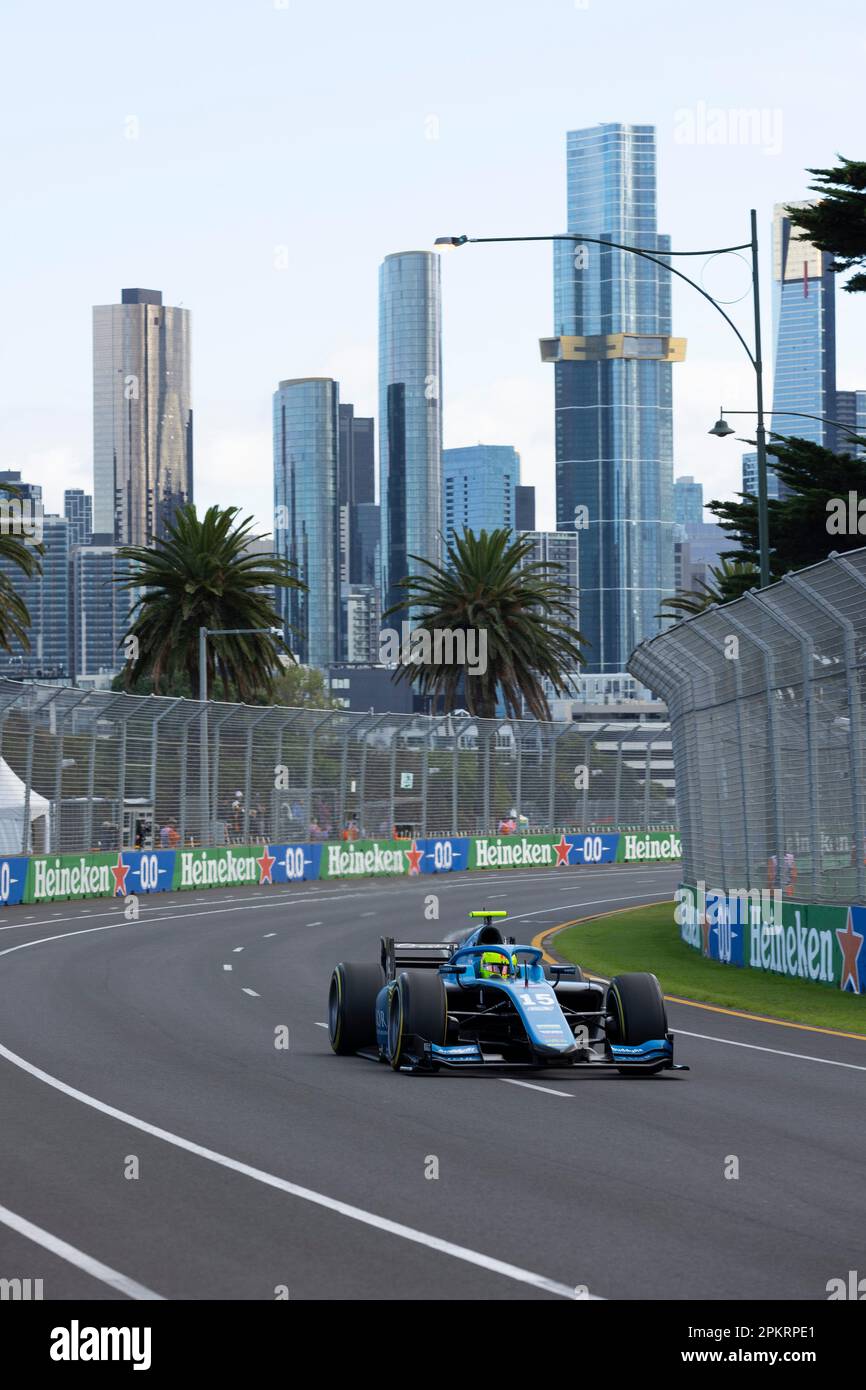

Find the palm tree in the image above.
[
  {"left": 384, "top": 528, "right": 586, "bottom": 720},
  {"left": 0, "top": 479, "right": 43, "bottom": 653},
  {"left": 658, "top": 556, "right": 760, "bottom": 621},
  {"left": 117, "top": 504, "right": 305, "bottom": 701}
]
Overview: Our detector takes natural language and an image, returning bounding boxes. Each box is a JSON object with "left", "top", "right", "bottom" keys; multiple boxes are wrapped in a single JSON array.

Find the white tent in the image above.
[{"left": 0, "top": 757, "right": 51, "bottom": 854}]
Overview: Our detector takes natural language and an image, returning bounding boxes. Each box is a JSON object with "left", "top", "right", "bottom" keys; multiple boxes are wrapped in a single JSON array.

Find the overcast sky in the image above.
[{"left": 2, "top": 0, "right": 864, "bottom": 534}]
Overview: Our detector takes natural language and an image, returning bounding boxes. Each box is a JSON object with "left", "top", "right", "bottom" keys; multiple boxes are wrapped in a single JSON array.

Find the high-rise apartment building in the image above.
[
  {"left": 0, "top": 476, "right": 70, "bottom": 679},
  {"left": 273, "top": 377, "right": 341, "bottom": 669},
  {"left": 92, "top": 288, "right": 192, "bottom": 545},
  {"left": 442, "top": 444, "right": 519, "bottom": 546},
  {"left": 379, "top": 251, "right": 442, "bottom": 613},
  {"left": 515, "top": 485, "right": 536, "bottom": 532},
  {"left": 63, "top": 489, "right": 93, "bottom": 547},
  {"left": 543, "top": 123, "right": 682, "bottom": 673},
  {"left": 673, "top": 475, "right": 703, "bottom": 527}
]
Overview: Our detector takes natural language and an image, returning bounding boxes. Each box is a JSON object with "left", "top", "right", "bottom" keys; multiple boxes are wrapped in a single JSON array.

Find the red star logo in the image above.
[
  {"left": 836, "top": 908, "right": 864, "bottom": 993},
  {"left": 554, "top": 835, "right": 571, "bottom": 867},
  {"left": 111, "top": 852, "right": 129, "bottom": 896},
  {"left": 405, "top": 841, "right": 424, "bottom": 875},
  {"left": 700, "top": 912, "right": 711, "bottom": 957},
  {"left": 257, "top": 845, "right": 276, "bottom": 885}
]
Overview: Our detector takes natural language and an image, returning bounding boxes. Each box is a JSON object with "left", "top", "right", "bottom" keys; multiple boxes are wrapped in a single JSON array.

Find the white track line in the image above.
[
  {"left": 314, "top": 1021, "right": 328, "bottom": 1028},
  {"left": 233, "top": 947, "right": 244, "bottom": 953},
  {"left": 0, "top": 1202, "right": 164, "bottom": 1301},
  {"left": 0, "top": 1035, "right": 596, "bottom": 1301},
  {"left": 223, "top": 964, "right": 232, "bottom": 972},
  {"left": 501, "top": 1078, "right": 573, "bottom": 1098},
  {"left": 678, "top": 1029, "right": 866, "bottom": 1073},
  {"left": 242, "top": 988, "right": 260, "bottom": 998}
]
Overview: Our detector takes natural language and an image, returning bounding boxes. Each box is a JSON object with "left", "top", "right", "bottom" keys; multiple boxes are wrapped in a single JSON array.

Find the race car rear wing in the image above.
[{"left": 381, "top": 936, "right": 455, "bottom": 978}]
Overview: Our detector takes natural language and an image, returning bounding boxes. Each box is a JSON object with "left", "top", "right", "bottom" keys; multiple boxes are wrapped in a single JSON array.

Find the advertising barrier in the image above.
[
  {"left": 0, "top": 830, "right": 681, "bottom": 911},
  {"left": 676, "top": 882, "right": 866, "bottom": 993}
]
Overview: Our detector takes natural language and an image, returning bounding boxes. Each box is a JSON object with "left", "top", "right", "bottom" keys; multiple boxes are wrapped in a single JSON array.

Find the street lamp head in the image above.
[
  {"left": 434, "top": 235, "right": 469, "bottom": 249},
  {"left": 708, "top": 416, "right": 735, "bottom": 438}
]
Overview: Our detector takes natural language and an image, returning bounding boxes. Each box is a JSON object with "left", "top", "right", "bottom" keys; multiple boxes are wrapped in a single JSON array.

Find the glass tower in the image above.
[
  {"left": 548, "top": 123, "right": 679, "bottom": 674},
  {"left": 92, "top": 288, "right": 193, "bottom": 546},
  {"left": 64, "top": 489, "right": 93, "bottom": 547},
  {"left": 273, "top": 377, "right": 341, "bottom": 669},
  {"left": 378, "top": 251, "right": 442, "bottom": 614},
  {"left": 442, "top": 444, "right": 519, "bottom": 546},
  {"left": 771, "top": 204, "right": 836, "bottom": 461},
  {"left": 673, "top": 475, "right": 703, "bottom": 527}
]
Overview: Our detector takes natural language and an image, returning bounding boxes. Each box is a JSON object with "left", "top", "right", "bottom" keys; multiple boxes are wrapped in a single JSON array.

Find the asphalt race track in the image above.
[{"left": 1, "top": 863, "right": 864, "bottom": 1302}]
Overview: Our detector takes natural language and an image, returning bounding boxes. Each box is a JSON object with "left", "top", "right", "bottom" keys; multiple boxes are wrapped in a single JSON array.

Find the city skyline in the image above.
[{"left": 5, "top": 0, "right": 866, "bottom": 538}]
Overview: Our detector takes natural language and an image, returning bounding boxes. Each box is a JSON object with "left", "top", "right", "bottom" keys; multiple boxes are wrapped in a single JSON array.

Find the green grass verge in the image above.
[{"left": 552, "top": 901, "right": 866, "bottom": 1036}]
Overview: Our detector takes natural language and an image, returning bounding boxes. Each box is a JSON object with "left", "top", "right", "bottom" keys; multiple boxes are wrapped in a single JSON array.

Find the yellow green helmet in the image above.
[{"left": 480, "top": 951, "right": 514, "bottom": 979}]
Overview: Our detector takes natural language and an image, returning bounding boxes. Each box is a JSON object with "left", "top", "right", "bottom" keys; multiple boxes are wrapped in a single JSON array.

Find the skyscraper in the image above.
[
  {"left": 92, "top": 288, "right": 192, "bottom": 546},
  {"left": 273, "top": 377, "right": 341, "bottom": 669},
  {"left": 379, "top": 251, "right": 442, "bottom": 613},
  {"left": 515, "top": 485, "right": 536, "bottom": 532},
  {"left": 543, "top": 124, "right": 682, "bottom": 674},
  {"left": 771, "top": 204, "right": 836, "bottom": 456},
  {"left": 673, "top": 475, "right": 703, "bottom": 527},
  {"left": 516, "top": 530, "right": 580, "bottom": 642},
  {"left": 64, "top": 489, "right": 93, "bottom": 547},
  {"left": 442, "top": 444, "right": 519, "bottom": 546},
  {"left": 0, "top": 474, "right": 70, "bottom": 679},
  {"left": 835, "top": 389, "right": 866, "bottom": 460},
  {"left": 338, "top": 403, "right": 375, "bottom": 590}
]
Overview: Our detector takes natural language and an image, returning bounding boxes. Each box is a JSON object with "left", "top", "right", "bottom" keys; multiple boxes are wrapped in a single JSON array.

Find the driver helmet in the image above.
[{"left": 479, "top": 951, "right": 511, "bottom": 979}]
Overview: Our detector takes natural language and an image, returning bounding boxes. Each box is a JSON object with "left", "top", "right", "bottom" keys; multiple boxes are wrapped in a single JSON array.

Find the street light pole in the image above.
[
  {"left": 436, "top": 215, "right": 772, "bottom": 586},
  {"left": 750, "top": 209, "right": 771, "bottom": 589}
]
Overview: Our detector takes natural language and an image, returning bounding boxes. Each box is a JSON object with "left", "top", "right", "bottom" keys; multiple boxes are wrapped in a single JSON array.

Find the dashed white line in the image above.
[
  {"left": 242, "top": 988, "right": 260, "bottom": 998},
  {"left": 0, "top": 1202, "right": 164, "bottom": 1300},
  {"left": 307, "top": 922, "right": 322, "bottom": 927},
  {"left": 501, "top": 1078, "right": 573, "bottom": 1098},
  {"left": 263, "top": 933, "right": 277, "bottom": 938},
  {"left": 233, "top": 947, "right": 244, "bottom": 953},
  {"left": 223, "top": 964, "right": 233, "bottom": 972},
  {"left": 314, "top": 1021, "right": 328, "bottom": 1029}
]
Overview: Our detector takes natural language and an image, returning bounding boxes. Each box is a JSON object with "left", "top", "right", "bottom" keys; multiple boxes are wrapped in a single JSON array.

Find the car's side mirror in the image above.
[
  {"left": 549, "top": 964, "right": 576, "bottom": 982},
  {"left": 440, "top": 964, "right": 467, "bottom": 977}
]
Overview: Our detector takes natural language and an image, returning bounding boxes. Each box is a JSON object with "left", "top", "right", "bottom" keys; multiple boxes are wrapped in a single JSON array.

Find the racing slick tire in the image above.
[
  {"left": 387, "top": 969, "right": 448, "bottom": 1071},
  {"left": 606, "top": 972, "right": 668, "bottom": 1077},
  {"left": 328, "top": 962, "right": 384, "bottom": 1055}
]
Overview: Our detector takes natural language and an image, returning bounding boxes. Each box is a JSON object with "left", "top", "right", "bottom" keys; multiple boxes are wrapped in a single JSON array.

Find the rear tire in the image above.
[
  {"left": 607, "top": 973, "right": 668, "bottom": 1077},
  {"left": 388, "top": 969, "right": 448, "bottom": 1071},
  {"left": 328, "top": 962, "right": 384, "bottom": 1055}
]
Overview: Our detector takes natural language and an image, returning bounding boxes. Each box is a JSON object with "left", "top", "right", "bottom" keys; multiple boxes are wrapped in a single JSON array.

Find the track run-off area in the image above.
[{"left": 1, "top": 862, "right": 864, "bottom": 1301}]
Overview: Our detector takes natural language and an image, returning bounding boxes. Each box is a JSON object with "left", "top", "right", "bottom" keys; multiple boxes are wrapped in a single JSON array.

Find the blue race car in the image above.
[{"left": 327, "top": 910, "right": 688, "bottom": 1076}]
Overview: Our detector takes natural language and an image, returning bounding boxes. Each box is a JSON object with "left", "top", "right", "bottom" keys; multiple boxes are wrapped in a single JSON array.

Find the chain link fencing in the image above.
[
  {"left": 0, "top": 678, "right": 674, "bottom": 855},
  {"left": 629, "top": 547, "right": 866, "bottom": 906}
]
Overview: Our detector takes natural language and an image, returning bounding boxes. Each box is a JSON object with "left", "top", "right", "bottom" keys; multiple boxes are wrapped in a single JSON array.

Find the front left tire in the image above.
[
  {"left": 328, "top": 962, "right": 384, "bottom": 1055},
  {"left": 387, "top": 969, "right": 448, "bottom": 1070}
]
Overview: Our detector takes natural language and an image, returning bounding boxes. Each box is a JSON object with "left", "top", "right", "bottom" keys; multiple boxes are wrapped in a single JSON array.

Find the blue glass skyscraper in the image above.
[
  {"left": 379, "top": 251, "right": 442, "bottom": 613},
  {"left": 273, "top": 378, "right": 341, "bottom": 669},
  {"left": 771, "top": 203, "right": 836, "bottom": 454},
  {"left": 442, "top": 444, "right": 519, "bottom": 546},
  {"left": 545, "top": 123, "right": 682, "bottom": 673}
]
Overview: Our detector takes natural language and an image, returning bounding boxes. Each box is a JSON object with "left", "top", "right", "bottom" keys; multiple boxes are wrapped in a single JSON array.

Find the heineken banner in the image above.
[
  {"left": 677, "top": 882, "right": 866, "bottom": 993},
  {"left": 617, "top": 831, "right": 682, "bottom": 864},
  {"left": 0, "top": 829, "right": 683, "bottom": 911}
]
